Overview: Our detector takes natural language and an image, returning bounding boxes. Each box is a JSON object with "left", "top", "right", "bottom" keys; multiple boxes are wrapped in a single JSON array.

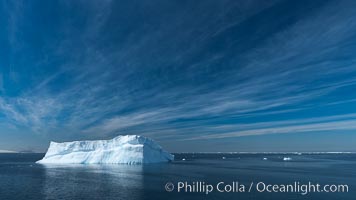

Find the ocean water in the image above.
[{"left": 0, "top": 153, "right": 355, "bottom": 200}]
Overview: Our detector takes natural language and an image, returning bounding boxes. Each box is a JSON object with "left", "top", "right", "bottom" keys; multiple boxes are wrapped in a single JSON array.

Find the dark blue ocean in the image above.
[{"left": 0, "top": 153, "right": 355, "bottom": 200}]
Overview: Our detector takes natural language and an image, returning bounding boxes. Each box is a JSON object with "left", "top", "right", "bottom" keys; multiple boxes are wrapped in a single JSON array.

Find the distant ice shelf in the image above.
[
  {"left": 175, "top": 152, "right": 356, "bottom": 154},
  {"left": 36, "top": 135, "right": 174, "bottom": 164},
  {"left": 0, "top": 150, "right": 17, "bottom": 153}
]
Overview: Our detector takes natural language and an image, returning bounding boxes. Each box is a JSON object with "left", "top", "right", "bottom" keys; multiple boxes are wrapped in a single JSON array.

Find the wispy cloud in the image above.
[
  {"left": 1, "top": 0, "right": 356, "bottom": 150},
  {"left": 182, "top": 114, "right": 356, "bottom": 140}
]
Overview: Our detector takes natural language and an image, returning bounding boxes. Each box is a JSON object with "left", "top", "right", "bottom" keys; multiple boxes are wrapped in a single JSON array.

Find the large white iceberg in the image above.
[{"left": 37, "top": 135, "right": 174, "bottom": 164}]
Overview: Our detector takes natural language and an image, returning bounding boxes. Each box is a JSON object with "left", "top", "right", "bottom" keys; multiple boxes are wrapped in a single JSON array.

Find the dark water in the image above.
[{"left": 0, "top": 153, "right": 355, "bottom": 200}]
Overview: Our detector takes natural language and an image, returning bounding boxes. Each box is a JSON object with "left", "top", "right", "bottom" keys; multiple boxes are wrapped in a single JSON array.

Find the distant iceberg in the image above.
[
  {"left": 283, "top": 157, "right": 292, "bottom": 161},
  {"left": 37, "top": 135, "right": 174, "bottom": 164}
]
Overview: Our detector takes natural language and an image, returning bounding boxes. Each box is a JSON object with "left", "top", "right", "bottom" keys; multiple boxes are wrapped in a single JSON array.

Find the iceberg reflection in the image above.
[{"left": 40, "top": 164, "right": 144, "bottom": 200}]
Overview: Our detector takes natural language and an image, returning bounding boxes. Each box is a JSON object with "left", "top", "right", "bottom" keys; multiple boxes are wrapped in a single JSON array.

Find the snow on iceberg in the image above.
[{"left": 36, "top": 135, "right": 174, "bottom": 164}]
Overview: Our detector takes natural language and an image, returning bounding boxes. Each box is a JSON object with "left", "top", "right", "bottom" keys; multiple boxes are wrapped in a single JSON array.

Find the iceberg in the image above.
[{"left": 36, "top": 135, "right": 174, "bottom": 164}]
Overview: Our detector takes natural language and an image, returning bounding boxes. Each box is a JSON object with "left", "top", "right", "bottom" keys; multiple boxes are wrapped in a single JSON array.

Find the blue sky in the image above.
[{"left": 1, "top": 0, "right": 356, "bottom": 152}]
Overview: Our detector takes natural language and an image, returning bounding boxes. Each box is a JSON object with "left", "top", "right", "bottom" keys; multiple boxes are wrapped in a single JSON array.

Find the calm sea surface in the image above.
[{"left": 0, "top": 153, "right": 355, "bottom": 200}]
